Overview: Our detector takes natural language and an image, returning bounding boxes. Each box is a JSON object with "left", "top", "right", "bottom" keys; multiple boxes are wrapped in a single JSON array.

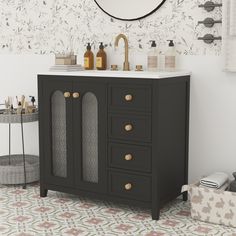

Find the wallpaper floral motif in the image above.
[{"left": 0, "top": 0, "right": 222, "bottom": 55}]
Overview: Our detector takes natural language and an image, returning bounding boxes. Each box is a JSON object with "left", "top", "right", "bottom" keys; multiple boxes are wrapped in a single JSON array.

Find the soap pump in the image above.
[
  {"left": 147, "top": 40, "right": 158, "bottom": 71},
  {"left": 84, "top": 43, "right": 94, "bottom": 70},
  {"left": 96, "top": 42, "right": 107, "bottom": 70},
  {"left": 165, "top": 40, "right": 176, "bottom": 71}
]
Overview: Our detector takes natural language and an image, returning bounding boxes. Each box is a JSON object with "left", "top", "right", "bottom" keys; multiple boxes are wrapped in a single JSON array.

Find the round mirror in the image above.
[{"left": 94, "top": 0, "right": 167, "bottom": 21}]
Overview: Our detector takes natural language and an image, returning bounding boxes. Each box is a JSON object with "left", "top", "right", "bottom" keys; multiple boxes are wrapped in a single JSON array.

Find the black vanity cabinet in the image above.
[{"left": 38, "top": 74, "right": 190, "bottom": 220}]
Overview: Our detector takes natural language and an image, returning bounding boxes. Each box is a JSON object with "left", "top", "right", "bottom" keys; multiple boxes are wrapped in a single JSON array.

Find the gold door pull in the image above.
[
  {"left": 64, "top": 92, "right": 71, "bottom": 98},
  {"left": 73, "top": 92, "right": 80, "bottom": 98},
  {"left": 124, "top": 183, "right": 132, "bottom": 190},
  {"left": 125, "top": 94, "right": 133, "bottom": 101},
  {"left": 124, "top": 154, "right": 133, "bottom": 161},
  {"left": 124, "top": 124, "right": 133, "bottom": 132}
]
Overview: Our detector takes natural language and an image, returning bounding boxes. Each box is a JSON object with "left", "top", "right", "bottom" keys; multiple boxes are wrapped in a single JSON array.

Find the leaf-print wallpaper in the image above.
[{"left": 0, "top": 0, "right": 222, "bottom": 55}]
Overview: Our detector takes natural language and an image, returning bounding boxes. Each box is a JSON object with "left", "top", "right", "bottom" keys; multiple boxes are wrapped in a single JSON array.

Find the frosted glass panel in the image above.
[
  {"left": 82, "top": 92, "right": 98, "bottom": 183},
  {"left": 51, "top": 91, "right": 67, "bottom": 178}
]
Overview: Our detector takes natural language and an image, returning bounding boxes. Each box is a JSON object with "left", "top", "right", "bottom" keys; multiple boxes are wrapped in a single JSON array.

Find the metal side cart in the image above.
[{"left": 0, "top": 109, "right": 39, "bottom": 189}]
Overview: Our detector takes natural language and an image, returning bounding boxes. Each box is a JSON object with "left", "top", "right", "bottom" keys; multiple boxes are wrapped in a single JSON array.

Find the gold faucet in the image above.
[{"left": 114, "top": 34, "right": 130, "bottom": 71}]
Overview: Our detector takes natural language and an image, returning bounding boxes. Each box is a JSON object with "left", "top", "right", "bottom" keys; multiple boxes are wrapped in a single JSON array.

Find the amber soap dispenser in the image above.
[
  {"left": 84, "top": 43, "right": 94, "bottom": 70},
  {"left": 96, "top": 42, "right": 107, "bottom": 70}
]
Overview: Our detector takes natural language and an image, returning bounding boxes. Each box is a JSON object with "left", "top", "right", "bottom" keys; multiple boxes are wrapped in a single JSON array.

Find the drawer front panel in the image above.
[
  {"left": 109, "top": 172, "right": 151, "bottom": 201},
  {"left": 109, "top": 85, "right": 151, "bottom": 112},
  {"left": 109, "top": 114, "right": 151, "bottom": 142},
  {"left": 109, "top": 143, "right": 151, "bottom": 172}
]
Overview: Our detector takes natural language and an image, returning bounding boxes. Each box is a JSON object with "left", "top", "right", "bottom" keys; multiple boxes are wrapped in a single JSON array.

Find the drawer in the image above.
[
  {"left": 109, "top": 114, "right": 151, "bottom": 142},
  {"left": 109, "top": 143, "right": 151, "bottom": 172},
  {"left": 109, "top": 85, "right": 151, "bottom": 112},
  {"left": 109, "top": 172, "right": 151, "bottom": 201}
]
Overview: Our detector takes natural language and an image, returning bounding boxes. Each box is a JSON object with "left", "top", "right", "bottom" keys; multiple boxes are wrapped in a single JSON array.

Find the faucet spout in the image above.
[{"left": 114, "top": 34, "right": 130, "bottom": 71}]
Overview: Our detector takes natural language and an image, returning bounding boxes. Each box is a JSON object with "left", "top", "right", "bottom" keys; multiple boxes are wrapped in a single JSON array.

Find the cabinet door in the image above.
[
  {"left": 40, "top": 79, "right": 74, "bottom": 187},
  {"left": 73, "top": 82, "right": 107, "bottom": 193}
]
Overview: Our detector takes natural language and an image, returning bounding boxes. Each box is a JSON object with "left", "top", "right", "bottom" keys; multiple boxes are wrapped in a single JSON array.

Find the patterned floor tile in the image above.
[{"left": 0, "top": 183, "right": 236, "bottom": 236}]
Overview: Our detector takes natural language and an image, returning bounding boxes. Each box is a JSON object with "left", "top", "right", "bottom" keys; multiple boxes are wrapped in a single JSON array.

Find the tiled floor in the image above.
[{"left": 0, "top": 183, "right": 235, "bottom": 236}]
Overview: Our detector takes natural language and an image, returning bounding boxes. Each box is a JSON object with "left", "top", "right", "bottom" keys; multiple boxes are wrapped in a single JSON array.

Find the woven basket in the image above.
[
  {"left": 0, "top": 112, "right": 38, "bottom": 123},
  {"left": 0, "top": 155, "right": 39, "bottom": 184}
]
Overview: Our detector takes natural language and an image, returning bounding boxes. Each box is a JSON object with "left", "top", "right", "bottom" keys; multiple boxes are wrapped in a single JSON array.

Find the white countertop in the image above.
[{"left": 39, "top": 70, "right": 191, "bottom": 79}]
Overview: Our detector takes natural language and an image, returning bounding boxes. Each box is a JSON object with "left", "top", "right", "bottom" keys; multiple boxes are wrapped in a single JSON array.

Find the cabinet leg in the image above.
[
  {"left": 40, "top": 187, "right": 48, "bottom": 197},
  {"left": 151, "top": 207, "right": 160, "bottom": 220},
  {"left": 183, "top": 192, "right": 188, "bottom": 201}
]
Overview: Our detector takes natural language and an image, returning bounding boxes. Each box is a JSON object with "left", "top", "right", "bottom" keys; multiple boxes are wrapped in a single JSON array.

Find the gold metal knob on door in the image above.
[
  {"left": 124, "top": 154, "right": 133, "bottom": 161},
  {"left": 125, "top": 94, "right": 133, "bottom": 101},
  {"left": 73, "top": 92, "right": 80, "bottom": 98},
  {"left": 64, "top": 92, "right": 71, "bottom": 98},
  {"left": 124, "top": 183, "right": 132, "bottom": 190},
  {"left": 124, "top": 124, "right": 133, "bottom": 132}
]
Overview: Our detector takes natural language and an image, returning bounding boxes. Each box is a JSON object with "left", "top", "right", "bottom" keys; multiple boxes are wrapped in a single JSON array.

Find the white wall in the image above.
[
  {"left": 0, "top": 55, "right": 53, "bottom": 157},
  {"left": 0, "top": 54, "right": 236, "bottom": 182},
  {"left": 179, "top": 56, "right": 236, "bottom": 182}
]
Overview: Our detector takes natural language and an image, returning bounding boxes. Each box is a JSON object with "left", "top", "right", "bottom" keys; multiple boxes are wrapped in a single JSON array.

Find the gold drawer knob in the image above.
[
  {"left": 124, "top": 154, "right": 133, "bottom": 161},
  {"left": 124, "top": 124, "right": 133, "bottom": 132},
  {"left": 124, "top": 183, "right": 132, "bottom": 190},
  {"left": 73, "top": 92, "right": 80, "bottom": 98},
  {"left": 125, "top": 94, "right": 133, "bottom": 101},
  {"left": 64, "top": 92, "right": 71, "bottom": 98}
]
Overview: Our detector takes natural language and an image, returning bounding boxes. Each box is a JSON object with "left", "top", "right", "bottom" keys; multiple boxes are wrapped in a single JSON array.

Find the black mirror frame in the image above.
[{"left": 94, "top": 0, "right": 167, "bottom": 21}]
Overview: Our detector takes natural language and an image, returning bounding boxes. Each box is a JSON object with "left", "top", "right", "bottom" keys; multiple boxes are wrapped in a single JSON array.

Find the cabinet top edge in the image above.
[{"left": 38, "top": 70, "right": 191, "bottom": 79}]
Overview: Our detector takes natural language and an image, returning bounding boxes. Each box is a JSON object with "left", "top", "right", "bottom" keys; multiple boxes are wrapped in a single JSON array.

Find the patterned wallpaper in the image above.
[{"left": 0, "top": 0, "right": 222, "bottom": 55}]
